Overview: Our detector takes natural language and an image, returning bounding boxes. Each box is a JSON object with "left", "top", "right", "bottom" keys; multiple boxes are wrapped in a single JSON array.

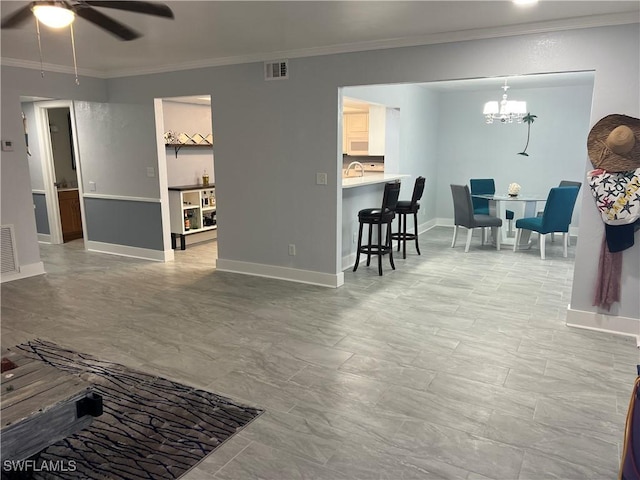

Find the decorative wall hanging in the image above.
[{"left": 518, "top": 113, "right": 537, "bottom": 156}]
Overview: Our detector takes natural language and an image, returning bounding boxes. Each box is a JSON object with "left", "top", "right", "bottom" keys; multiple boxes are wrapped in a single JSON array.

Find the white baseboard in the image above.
[
  {"left": 37, "top": 234, "right": 51, "bottom": 243},
  {"left": 566, "top": 306, "right": 640, "bottom": 346},
  {"left": 86, "top": 241, "right": 172, "bottom": 262},
  {"left": 184, "top": 229, "right": 217, "bottom": 246},
  {"left": 216, "top": 258, "right": 344, "bottom": 288},
  {"left": 0, "top": 261, "right": 45, "bottom": 283}
]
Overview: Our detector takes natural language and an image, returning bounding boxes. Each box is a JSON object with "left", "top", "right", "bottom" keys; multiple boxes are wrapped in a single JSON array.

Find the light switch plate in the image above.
[
  {"left": 1, "top": 140, "right": 14, "bottom": 151},
  {"left": 316, "top": 173, "right": 327, "bottom": 185},
  {"left": 147, "top": 167, "right": 155, "bottom": 177},
  {"left": 89, "top": 181, "right": 96, "bottom": 192}
]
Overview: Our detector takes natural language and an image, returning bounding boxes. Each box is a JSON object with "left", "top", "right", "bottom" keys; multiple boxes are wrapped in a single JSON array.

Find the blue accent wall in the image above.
[
  {"left": 32, "top": 193, "right": 50, "bottom": 235},
  {"left": 84, "top": 198, "right": 163, "bottom": 250}
]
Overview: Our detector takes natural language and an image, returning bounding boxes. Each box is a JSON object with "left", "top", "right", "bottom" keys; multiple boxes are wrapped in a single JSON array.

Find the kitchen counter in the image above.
[
  {"left": 168, "top": 184, "right": 215, "bottom": 191},
  {"left": 342, "top": 173, "right": 409, "bottom": 189}
]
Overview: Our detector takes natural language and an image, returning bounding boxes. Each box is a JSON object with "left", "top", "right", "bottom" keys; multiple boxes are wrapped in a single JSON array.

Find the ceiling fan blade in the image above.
[
  {"left": 1, "top": 3, "right": 35, "bottom": 29},
  {"left": 74, "top": 5, "right": 141, "bottom": 41},
  {"left": 82, "top": 1, "right": 173, "bottom": 18}
]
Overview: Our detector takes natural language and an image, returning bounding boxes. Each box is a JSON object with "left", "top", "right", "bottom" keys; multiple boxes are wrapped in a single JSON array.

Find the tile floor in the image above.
[{"left": 1, "top": 227, "right": 637, "bottom": 479}]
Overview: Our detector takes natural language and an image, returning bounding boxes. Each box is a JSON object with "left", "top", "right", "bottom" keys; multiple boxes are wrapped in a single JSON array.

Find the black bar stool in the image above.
[
  {"left": 391, "top": 176, "right": 425, "bottom": 259},
  {"left": 353, "top": 181, "right": 401, "bottom": 276}
]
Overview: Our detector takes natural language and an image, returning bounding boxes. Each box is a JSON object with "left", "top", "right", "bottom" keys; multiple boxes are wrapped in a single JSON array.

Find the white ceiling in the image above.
[{"left": 1, "top": 1, "right": 638, "bottom": 78}]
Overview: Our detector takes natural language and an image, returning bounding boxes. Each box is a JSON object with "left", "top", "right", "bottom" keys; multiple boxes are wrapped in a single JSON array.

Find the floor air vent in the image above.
[
  {"left": 1, "top": 225, "right": 19, "bottom": 274},
  {"left": 264, "top": 60, "right": 288, "bottom": 80}
]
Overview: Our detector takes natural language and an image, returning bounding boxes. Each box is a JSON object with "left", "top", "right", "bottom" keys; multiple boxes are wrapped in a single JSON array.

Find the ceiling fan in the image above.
[{"left": 1, "top": 1, "right": 174, "bottom": 41}]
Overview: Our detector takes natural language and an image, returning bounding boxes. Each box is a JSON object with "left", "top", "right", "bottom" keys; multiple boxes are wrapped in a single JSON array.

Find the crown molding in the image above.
[
  {"left": 0, "top": 57, "right": 105, "bottom": 78},
  {"left": 2, "top": 12, "right": 637, "bottom": 80}
]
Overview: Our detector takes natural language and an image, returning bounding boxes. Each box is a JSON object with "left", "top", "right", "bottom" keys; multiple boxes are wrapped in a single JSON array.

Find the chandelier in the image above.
[{"left": 483, "top": 79, "right": 527, "bottom": 124}]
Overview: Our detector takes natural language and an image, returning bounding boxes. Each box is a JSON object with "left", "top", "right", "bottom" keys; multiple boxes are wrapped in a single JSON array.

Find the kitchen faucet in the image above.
[{"left": 345, "top": 161, "right": 365, "bottom": 177}]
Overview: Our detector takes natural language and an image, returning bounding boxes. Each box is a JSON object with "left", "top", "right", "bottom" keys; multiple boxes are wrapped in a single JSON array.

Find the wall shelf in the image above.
[{"left": 165, "top": 143, "right": 213, "bottom": 158}]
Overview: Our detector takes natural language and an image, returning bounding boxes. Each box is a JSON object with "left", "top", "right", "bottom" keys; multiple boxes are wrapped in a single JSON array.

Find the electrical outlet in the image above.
[
  {"left": 288, "top": 244, "right": 296, "bottom": 256},
  {"left": 89, "top": 181, "right": 96, "bottom": 192},
  {"left": 316, "top": 173, "right": 327, "bottom": 185},
  {"left": 147, "top": 167, "right": 155, "bottom": 177},
  {"left": 353, "top": 232, "right": 357, "bottom": 244}
]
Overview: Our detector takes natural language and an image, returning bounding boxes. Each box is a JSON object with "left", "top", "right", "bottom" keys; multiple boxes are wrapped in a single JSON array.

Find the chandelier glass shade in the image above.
[
  {"left": 32, "top": 5, "right": 75, "bottom": 28},
  {"left": 483, "top": 80, "right": 527, "bottom": 124}
]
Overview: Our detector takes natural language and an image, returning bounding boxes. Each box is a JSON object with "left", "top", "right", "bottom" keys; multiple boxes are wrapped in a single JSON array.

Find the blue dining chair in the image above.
[
  {"left": 536, "top": 180, "right": 582, "bottom": 245},
  {"left": 470, "top": 178, "right": 515, "bottom": 234},
  {"left": 513, "top": 186, "right": 580, "bottom": 259}
]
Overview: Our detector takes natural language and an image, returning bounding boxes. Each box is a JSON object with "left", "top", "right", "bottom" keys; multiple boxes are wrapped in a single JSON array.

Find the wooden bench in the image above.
[{"left": 1, "top": 347, "right": 103, "bottom": 464}]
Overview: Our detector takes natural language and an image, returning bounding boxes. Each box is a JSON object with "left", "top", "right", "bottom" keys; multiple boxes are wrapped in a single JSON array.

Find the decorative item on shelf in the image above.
[
  {"left": 184, "top": 211, "right": 190, "bottom": 231},
  {"left": 483, "top": 79, "right": 527, "bottom": 124},
  {"left": 178, "top": 132, "right": 192, "bottom": 144},
  {"left": 164, "top": 130, "right": 178, "bottom": 144},
  {"left": 508, "top": 183, "right": 521, "bottom": 197},
  {"left": 202, "top": 170, "right": 209, "bottom": 186},
  {"left": 518, "top": 113, "right": 538, "bottom": 156}
]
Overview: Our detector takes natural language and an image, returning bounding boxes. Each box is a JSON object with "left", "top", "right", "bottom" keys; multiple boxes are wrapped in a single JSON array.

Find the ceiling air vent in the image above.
[{"left": 264, "top": 60, "right": 289, "bottom": 80}]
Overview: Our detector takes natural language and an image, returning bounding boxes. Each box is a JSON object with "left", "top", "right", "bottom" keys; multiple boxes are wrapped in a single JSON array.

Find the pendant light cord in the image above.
[
  {"left": 35, "top": 18, "right": 44, "bottom": 78},
  {"left": 70, "top": 24, "right": 80, "bottom": 85}
]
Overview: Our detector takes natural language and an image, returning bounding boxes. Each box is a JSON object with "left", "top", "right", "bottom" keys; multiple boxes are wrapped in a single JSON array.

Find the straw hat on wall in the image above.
[{"left": 587, "top": 114, "right": 640, "bottom": 172}]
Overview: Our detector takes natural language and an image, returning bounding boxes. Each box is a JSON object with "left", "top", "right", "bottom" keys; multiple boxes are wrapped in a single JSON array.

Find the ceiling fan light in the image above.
[{"left": 33, "top": 5, "right": 75, "bottom": 28}]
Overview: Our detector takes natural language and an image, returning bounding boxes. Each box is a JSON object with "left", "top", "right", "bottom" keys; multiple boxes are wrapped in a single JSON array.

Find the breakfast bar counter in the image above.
[
  {"left": 341, "top": 173, "right": 412, "bottom": 270},
  {"left": 342, "top": 173, "right": 409, "bottom": 189}
]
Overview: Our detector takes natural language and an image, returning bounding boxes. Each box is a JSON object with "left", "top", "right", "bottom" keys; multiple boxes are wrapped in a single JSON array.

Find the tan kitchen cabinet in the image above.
[{"left": 343, "top": 113, "right": 369, "bottom": 155}]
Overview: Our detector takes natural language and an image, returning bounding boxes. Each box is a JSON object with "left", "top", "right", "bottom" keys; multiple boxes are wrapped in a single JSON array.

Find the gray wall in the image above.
[
  {"left": 73, "top": 101, "right": 165, "bottom": 251},
  {"left": 84, "top": 198, "right": 163, "bottom": 250},
  {"left": 32, "top": 193, "right": 49, "bottom": 235},
  {"left": 74, "top": 101, "right": 160, "bottom": 199},
  {"left": 2, "top": 24, "right": 638, "bottom": 319}
]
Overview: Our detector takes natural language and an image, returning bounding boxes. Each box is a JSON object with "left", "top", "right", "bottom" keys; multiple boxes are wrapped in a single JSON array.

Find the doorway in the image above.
[
  {"left": 31, "top": 100, "right": 86, "bottom": 246},
  {"left": 154, "top": 95, "right": 217, "bottom": 259}
]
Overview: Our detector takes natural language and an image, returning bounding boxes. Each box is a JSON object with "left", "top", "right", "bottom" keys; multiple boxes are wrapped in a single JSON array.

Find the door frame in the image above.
[{"left": 33, "top": 100, "right": 86, "bottom": 246}]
